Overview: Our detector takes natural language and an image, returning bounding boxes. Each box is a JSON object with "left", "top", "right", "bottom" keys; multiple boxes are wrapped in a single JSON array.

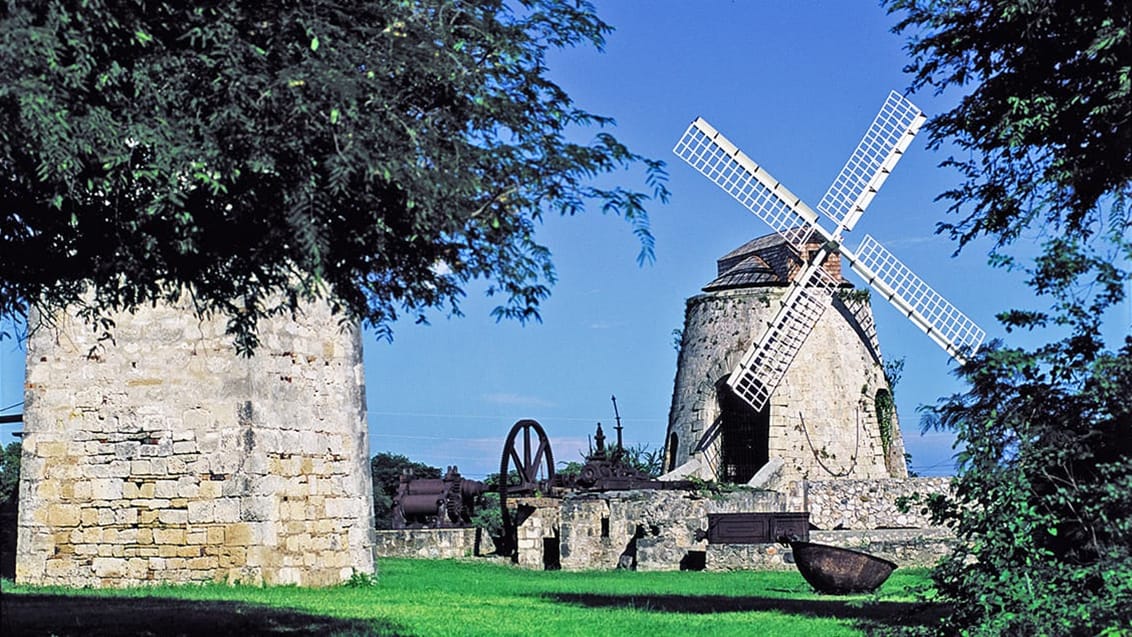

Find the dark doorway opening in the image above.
[
  {"left": 717, "top": 379, "right": 770, "bottom": 483},
  {"left": 680, "top": 550, "right": 706, "bottom": 571},
  {"left": 666, "top": 432, "right": 679, "bottom": 472},
  {"left": 543, "top": 537, "right": 561, "bottom": 570}
]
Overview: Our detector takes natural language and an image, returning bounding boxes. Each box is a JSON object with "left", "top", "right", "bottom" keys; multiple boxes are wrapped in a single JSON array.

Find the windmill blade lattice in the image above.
[
  {"left": 729, "top": 261, "right": 840, "bottom": 411},
  {"left": 844, "top": 235, "right": 986, "bottom": 363},
  {"left": 817, "top": 91, "right": 926, "bottom": 232},
  {"left": 674, "top": 118, "right": 818, "bottom": 254}
]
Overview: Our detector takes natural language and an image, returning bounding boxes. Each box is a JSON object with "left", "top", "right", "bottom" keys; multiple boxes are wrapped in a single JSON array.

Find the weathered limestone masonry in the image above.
[
  {"left": 666, "top": 286, "right": 906, "bottom": 483},
  {"left": 806, "top": 477, "right": 952, "bottom": 530},
  {"left": 17, "top": 297, "right": 376, "bottom": 587},
  {"left": 501, "top": 484, "right": 956, "bottom": 572},
  {"left": 702, "top": 528, "right": 957, "bottom": 571},
  {"left": 811, "top": 529, "right": 956, "bottom": 567},
  {"left": 513, "top": 496, "right": 563, "bottom": 569}
]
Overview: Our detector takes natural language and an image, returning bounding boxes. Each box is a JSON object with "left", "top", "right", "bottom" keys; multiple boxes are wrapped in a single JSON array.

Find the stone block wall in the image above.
[
  {"left": 701, "top": 528, "right": 957, "bottom": 572},
  {"left": 811, "top": 529, "right": 956, "bottom": 567},
  {"left": 806, "top": 477, "right": 952, "bottom": 530},
  {"left": 704, "top": 543, "right": 796, "bottom": 571},
  {"left": 17, "top": 298, "right": 375, "bottom": 587}
]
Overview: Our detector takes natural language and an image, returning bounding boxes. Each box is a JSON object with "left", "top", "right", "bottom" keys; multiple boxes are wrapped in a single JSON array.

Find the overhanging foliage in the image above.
[{"left": 0, "top": 0, "right": 668, "bottom": 352}]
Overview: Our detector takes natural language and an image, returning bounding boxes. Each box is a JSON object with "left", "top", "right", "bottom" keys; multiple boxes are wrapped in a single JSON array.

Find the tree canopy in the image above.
[
  {"left": 887, "top": 0, "right": 1131, "bottom": 634},
  {"left": 891, "top": 0, "right": 1129, "bottom": 356},
  {"left": 0, "top": 0, "right": 668, "bottom": 351}
]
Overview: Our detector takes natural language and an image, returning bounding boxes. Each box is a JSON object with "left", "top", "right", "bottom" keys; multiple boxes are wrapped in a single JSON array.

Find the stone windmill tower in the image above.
[
  {"left": 664, "top": 230, "right": 906, "bottom": 485},
  {"left": 663, "top": 92, "right": 985, "bottom": 487}
]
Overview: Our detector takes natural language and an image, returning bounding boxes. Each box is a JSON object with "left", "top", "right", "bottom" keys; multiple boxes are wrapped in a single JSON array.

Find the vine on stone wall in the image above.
[{"left": 875, "top": 389, "right": 895, "bottom": 456}]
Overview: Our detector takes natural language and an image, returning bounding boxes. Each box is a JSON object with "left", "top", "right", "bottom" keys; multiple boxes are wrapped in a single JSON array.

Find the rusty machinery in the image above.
[
  {"left": 572, "top": 397, "right": 693, "bottom": 491},
  {"left": 392, "top": 466, "right": 486, "bottom": 529},
  {"left": 495, "top": 402, "right": 693, "bottom": 555}
]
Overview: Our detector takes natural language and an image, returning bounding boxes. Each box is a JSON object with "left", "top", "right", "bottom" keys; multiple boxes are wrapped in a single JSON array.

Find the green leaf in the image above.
[
  {"left": 310, "top": 35, "right": 320, "bottom": 52},
  {"left": 330, "top": 108, "right": 340, "bottom": 125}
]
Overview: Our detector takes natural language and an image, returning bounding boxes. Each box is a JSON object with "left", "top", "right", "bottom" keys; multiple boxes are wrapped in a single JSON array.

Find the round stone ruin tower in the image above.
[
  {"left": 16, "top": 296, "right": 376, "bottom": 587},
  {"left": 662, "top": 230, "right": 908, "bottom": 490}
]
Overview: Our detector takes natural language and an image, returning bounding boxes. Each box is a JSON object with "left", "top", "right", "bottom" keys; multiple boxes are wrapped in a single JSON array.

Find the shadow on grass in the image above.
[
  {"left": 1, "top": 593, "right": 408, "bottom": 637},
  {"left": 547, "top": 592, "right": 947, "bottom": 631}
]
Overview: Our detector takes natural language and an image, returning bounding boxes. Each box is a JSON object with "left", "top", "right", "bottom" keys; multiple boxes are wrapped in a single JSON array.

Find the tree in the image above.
[
  {"left": 886, "top": 0, "right": 1132, "bottom": 634},
  {"left": 0, "top": 441, "right": 19, "bottom": 508},
  {"left": 0, "top": 1, "right": 668, "bottom": 352},
  {"left": 0, "top": 442, "right": 19, "bottom": 579},
  {"left": 617, "top": 442, "right": 663, "bottom": 478},
  {"left": 369, "top": 451, "right": 441, "bottom": 529}
]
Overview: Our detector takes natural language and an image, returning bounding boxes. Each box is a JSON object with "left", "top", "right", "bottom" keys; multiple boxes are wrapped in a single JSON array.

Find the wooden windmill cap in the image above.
[{"left": 704, "top": 228, "right": 846, "bottom": 292}]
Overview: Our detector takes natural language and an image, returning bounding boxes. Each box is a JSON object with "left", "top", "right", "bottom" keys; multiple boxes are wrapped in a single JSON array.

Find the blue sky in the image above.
[{"left": 1, "top": 2, "right": 1127, "bottom": 479}]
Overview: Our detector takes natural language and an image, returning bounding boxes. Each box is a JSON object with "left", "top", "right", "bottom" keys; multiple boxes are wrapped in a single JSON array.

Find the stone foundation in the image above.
[
  {"left": 705, "top": 542, "right": 796, "bottom": 571},
  {"left": 811, "top": 528, "right": 956, "bottom": 567},
  {"left": 17, "top": 298, "right": 376, "bottom": 587},
  {"left": 702, "top": 528, "right": 956, "bottom": 572},
  {"left": 367, "top": 481, "right": 959, "bottom": 572}
]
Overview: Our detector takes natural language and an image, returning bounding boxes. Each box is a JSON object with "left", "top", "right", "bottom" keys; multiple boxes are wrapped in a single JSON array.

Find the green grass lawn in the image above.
[{"left": 1, "top": 559, "right": 943, "bottom": 636}]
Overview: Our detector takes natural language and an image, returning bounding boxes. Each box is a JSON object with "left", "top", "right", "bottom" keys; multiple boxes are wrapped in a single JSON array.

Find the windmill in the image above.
[{"left": 673, "top": 91, "right": 985, "bottom": 414}]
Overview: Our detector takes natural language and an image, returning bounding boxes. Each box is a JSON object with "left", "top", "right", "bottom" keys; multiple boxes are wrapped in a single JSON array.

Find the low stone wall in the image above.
[
  {"left": 370, "top": 487, "right": 960, "bottom": 572},
  {"left": 374, "top": 528, "right": 493, "bottom": 559},
  {"left": 514, "top": 498, "right": 562, "bottom": 570},
  {"left": 811, "top": 529, "right": 956, "bottom": 567},
  {"left": 705, "top": 542, "right": 796, "bottom": 571},
  {"left": 558, "top": 488, "right": 784, "bottom": 572},
  {"left": 703, "top": 528, "right": 957, "bottom": 572},
  {"left": 806, "top": 477, "right": 951, "bottom": 530}
]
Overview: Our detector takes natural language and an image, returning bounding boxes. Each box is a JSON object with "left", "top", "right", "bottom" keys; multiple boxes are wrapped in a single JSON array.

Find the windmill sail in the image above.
[
  {"left": 817, "top": 91, "right": 926, "bottom": 232},
  {"left": 674, "top": 118, "right": 818, "bottom": 253},
  {"left": 728, "top": 261, "right": 840, "bottom": 411},
  {"left": 844, "top": 235, "right": 985, "bottom": 363}
]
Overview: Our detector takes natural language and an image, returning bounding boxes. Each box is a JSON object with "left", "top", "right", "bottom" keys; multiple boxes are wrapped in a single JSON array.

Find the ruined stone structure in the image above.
[
  {"left": 510, "top": 489, "right": 785, "bottom": 571},
  {"left": 664, "top": 231, "right": 908, "bottom": 486},
  {"left": 17, "top": 297, "right": 376, "bottom": 587},
  {"left": 806, "top": 477, "right": 950, "bottom": 530},
  {"left": 501, "top": 485, "right": 956, "bottom": 572}
]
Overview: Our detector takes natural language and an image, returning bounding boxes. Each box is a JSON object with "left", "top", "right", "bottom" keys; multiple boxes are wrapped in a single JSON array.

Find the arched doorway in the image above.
[{"left": 717, "top": 378, "right": 770, "bottom": 483}]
